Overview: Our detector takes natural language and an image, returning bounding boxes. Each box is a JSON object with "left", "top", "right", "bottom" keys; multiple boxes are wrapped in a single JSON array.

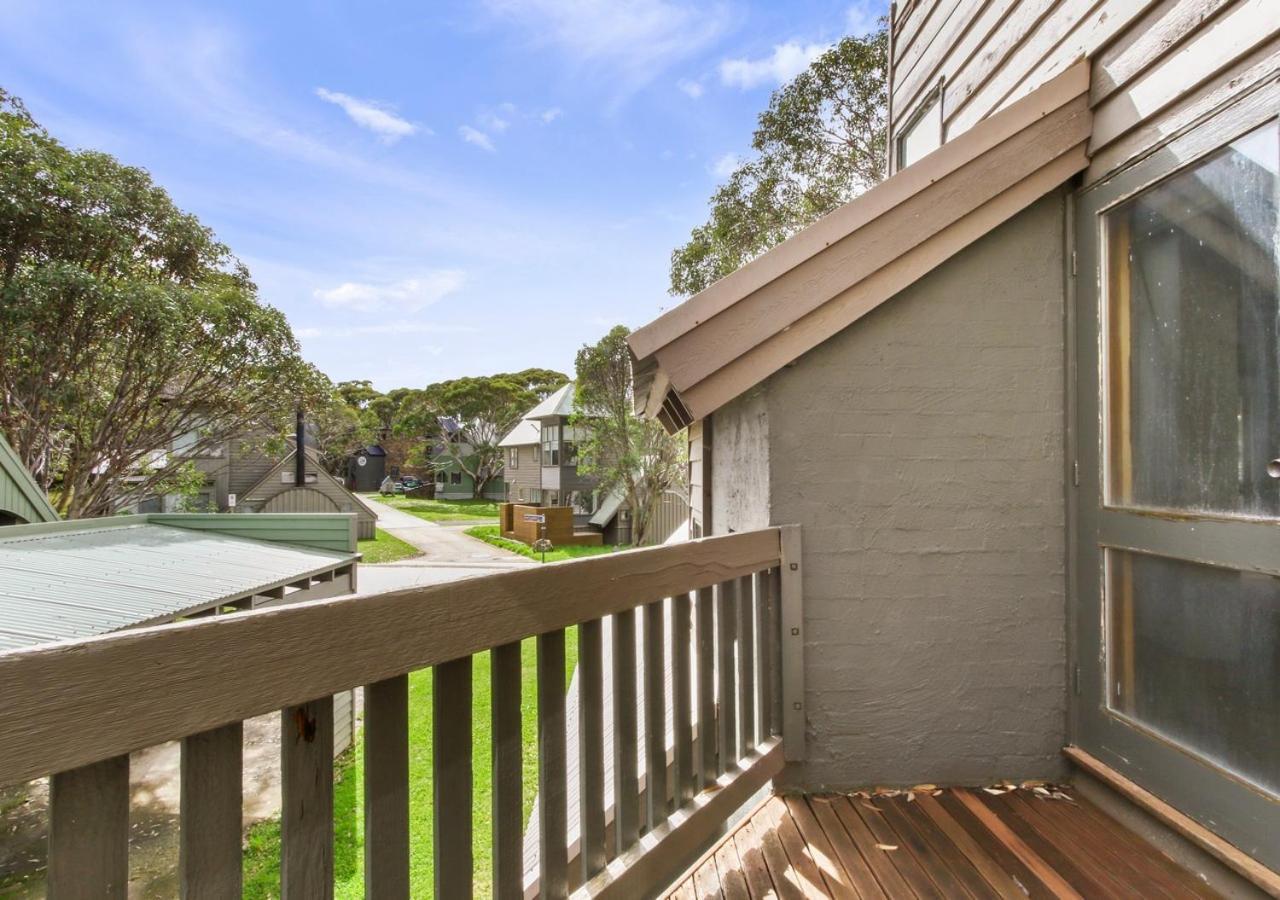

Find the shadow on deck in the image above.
[{"left": 667, "top": 785, "right": 1218, "bottom": 899}]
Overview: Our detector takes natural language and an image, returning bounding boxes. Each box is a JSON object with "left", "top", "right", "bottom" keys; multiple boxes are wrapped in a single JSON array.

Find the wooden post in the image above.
[
  {"left": 612, "top": 609, "right": 640, "bottom": 854},
  {"left": 643, "top": 599, "right": 668, "bottom": 831},
  {"left": 779, "top": 524, "right": 805, "bottom": 761},
  {"left": 716, "top": 579, "right": 738, "bottom": 772},
  {"left": 364, "top": 676, "right": 409, "bottom": 899},
  {"left": 538, "top": 630, "right": 568, "bottom": 899},
  {"left": 49, "top": 755, "right": 129, "bottom": 899},
  {"left": 492, "top": 642, "right": 523, "bottom": 899},
  {"left": 281, "top": 697, "right": 334, "bottom": 899},
  {"left": 578, "top": 619, "right": 607, "bottom": 881},
  {"left": 696, "top": 587, "right": 716, "bottom": 788},
  {"left": 434, "top": 657, "right": 473, "bottom": 898},
  {"left": 181, "top": 723, "right": 243, "bottom": 899},
  {"left": 672, "top": 591, "right": 694, "bottom": 806}
]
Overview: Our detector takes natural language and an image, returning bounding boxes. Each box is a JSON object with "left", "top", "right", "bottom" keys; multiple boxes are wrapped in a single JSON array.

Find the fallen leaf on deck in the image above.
[{"left": 875, "top": 844, "right": 899, "bottom": 851}]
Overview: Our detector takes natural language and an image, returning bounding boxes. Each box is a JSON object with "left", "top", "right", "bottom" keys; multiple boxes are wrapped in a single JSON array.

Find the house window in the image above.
[
  {"left": 568, "top": 490, "right": 594, "bottom": 514},
  {"left": 436, "top": 471, "right": 447, "bottom": 484},
  {"left": 896, "top": 86, "right": 943, "bottom": 169},
  {"left": 508, "top": 447, "right": 518, "bottom": 469},
  {"left": 541, "top": 424, "right": 560, "bottom": 466},
  {"left": 450, "top": 471, "right": 462, "bottom": 485},
  {"left": 534, "top": 445, "right": 541, "bottom": 464}
]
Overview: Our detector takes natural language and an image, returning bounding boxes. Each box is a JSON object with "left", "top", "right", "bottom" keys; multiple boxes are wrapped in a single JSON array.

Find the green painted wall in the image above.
[{"left": 0, "top": 434, "right": 59, "bottom": 525}]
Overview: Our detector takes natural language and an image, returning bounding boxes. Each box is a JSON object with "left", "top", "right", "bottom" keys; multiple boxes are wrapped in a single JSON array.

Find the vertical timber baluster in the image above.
[
  {"left": 757, "top": 570, "right": 777, "bottom": 739},
  {"left": 538, "top": 629, "right": 568, "bottom": 899},
  {"left": 282, "top": 697, "right": 334, "bottom": 899},
  {"left": 643, "top": 599, "right": 667, "bottom": 831},
  {"left": 49, "top": 755, "right": 129, "bottom": 899},
  {"left": 673, "top": 590, "right": 694, "bottom": 806},
  {"left": 696, "top": 587, "right": 716, "bottom": 788},
  {"left": 434, "top": 657, "right": 473, "bottom": 898},
  {"left": 716, "top": 579, "right": 738, "bottom": 772},
  {"left": 492, "top": 642, "right": 523, "bottom": 899},
  {"left": 181, "top": 722, "right": 243, "bottom": 898},
  {"left": 364, "top": 676, "right": 408, "bottom": 900},
  {"left": 578, "top": 619, "right": 606, "bottom": 882},
  {"left": 737, "top": 573, "right": 756, "bottom": 754},
  {"left": 612, "top": 608, "right": 640, "bottom": 855}
]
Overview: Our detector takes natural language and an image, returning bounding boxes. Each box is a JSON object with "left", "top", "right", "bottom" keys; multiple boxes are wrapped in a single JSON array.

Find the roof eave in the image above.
[{"left": 629, "top": 60, "right": 1092, "bottom": 432}]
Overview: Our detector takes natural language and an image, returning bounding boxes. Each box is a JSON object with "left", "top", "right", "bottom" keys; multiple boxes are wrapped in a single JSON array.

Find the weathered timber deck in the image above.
[{"left": 666, "top": 786, "right": 1220, "bottom": 899}]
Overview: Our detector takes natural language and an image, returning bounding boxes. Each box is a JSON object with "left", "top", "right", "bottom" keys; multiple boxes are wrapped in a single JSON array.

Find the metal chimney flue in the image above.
[{"left": 295, "top": 407, "right": 306, "bottom": 487}]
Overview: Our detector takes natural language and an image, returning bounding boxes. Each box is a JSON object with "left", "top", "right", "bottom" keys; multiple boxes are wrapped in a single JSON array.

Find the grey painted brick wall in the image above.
[{"left": 714, "top": 190, "right": 1070, "bottom": 789}]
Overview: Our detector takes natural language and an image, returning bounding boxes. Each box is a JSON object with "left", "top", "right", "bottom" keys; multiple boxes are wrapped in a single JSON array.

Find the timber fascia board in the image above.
[{"left": 629, "top": 59, "right": 1092, "bottom": 430}]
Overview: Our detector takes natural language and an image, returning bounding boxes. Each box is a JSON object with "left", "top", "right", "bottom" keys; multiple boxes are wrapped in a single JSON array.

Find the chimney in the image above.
[{"left": 295, "top": 407, "right": 306, "bottom": 487}]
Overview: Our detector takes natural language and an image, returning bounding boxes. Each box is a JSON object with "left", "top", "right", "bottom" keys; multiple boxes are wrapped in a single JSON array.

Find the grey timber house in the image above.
[
  {"left": 631, "top": 0, "right": 1280, "bottom": 890},
  {"left": 2, "top": 2, "right": 1278, "bottom": 897}
]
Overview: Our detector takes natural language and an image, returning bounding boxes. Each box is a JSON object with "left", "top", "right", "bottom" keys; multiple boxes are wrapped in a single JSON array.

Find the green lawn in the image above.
[
  {"left": 243, "top": 633, "right": 578, "bottom": 897},
  {"left": 365, "top": 494, "right": 500, "bottom": 522},
  {"left": 465, "top": 525, "right": 625, "bottom": 563},
  {"left": 356, "top": 528, "right": 421, "bottom": 564}
]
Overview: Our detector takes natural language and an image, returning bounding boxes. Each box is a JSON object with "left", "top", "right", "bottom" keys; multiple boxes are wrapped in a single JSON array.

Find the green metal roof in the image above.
[
  {"left": 0, "top": 518, "right": 357, "bottom": 652},
  {"left": 0, "top": 433, "right": 59, "bottom": 525}
]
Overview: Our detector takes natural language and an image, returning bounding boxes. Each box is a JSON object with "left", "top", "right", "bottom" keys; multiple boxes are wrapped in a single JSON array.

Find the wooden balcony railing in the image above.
[{"left": 0, "top": 525, "right": 802, "bottom": 899}]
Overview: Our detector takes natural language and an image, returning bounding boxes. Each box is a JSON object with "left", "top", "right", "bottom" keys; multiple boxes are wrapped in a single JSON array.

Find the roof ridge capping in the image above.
[{"left": 629, "top": 59, "right": 1092, "bottom": 430}]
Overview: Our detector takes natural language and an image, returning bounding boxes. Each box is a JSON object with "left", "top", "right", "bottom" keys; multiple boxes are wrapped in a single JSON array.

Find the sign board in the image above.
[
  {"left": 227, "top": 493, "right": 237, "bottom": 509},
  {"left": 522, "top": 514, "right": 546, "bottom": 523}
]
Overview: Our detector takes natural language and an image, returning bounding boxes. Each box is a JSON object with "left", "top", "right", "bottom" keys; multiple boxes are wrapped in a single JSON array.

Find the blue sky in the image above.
[{"left": 1, "top": 0, "right": 885, "bottom": 390}]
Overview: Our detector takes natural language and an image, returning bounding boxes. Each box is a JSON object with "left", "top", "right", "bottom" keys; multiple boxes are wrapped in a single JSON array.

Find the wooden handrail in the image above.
[
  {"left": 7, "top": 524, "right": 800, "bottom": 899},
  {"left": 0, "top": 527, "right": 780, "bottom": 788}
]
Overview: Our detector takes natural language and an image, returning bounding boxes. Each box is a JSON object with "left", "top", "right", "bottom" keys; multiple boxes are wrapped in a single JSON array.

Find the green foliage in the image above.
[
  {"left": 356, "top": 528, "right": 421, "bottom": 564},
  {"left": 243, "top": 636, "right": 578, "bottom": 897},
  {"left": 670, "top": 29, "right": 888, "bottom": 297},
  {"left": 369, "top": 494, "right": 500, "bottom": 521},
  {"left": 573, "top": 326, "right": 686, "bottom": 547},
  {"left": 0, "top": 88, "right": 325, "bottom": 517},
  {"left": 465, "top": 525, "right": 623, "bottom": 562}
]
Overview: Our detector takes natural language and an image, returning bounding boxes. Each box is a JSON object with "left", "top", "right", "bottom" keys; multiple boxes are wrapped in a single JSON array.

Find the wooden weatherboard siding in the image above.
[
  {"left": 890, "top": 0, "right": 1280, "bottom": 185},
  {"left": 0, "top": 433, "right": 59, "bottom": 525}
]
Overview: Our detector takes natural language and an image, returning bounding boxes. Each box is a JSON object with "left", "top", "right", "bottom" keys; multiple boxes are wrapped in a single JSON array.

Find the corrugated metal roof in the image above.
[
  {"left": 0, "top": 523, "right": 356, "bottom": 652},
  {"left": 526, "top": 382, "right": 575, "bottom": 420},
  {"left": 498, "top": 418, "right": 541, "bottom": 447}
]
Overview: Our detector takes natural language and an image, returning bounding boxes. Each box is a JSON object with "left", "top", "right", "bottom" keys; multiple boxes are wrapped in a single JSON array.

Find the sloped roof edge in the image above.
[
  {"left": 499, "top": 417, "right": 541, "bottom": 448},
  {"left": 241, "top": 443, "right": 376, "bottom": 520},
  {"left": 0, "top": 433, "right": 59, "bottom": 524},
  {"left": 630, "top": 60, "right": 1092, "bottom": 430}
]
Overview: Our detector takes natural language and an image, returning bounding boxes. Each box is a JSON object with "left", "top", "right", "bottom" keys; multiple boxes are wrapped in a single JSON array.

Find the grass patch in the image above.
[
  {"left": 356, "top": 528, "right": 421, "bottom": 564},
  {"left": 242, "top": 635, "right": 578, "bottom": 897},
  {"left": 464, "top": 525, "right": 625, "bottom": 563},
  {"left": 366, "top": 494, "right": 500, "bottom": 522}
]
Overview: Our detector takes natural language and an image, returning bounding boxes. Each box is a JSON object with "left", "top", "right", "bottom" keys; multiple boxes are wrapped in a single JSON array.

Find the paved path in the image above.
[{"left": 357, "top": 494, "right": 533, "bottom": 594}]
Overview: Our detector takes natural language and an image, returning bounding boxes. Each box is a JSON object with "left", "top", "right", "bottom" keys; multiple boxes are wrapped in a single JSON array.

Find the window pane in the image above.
[
  {"left": 1107, "top": 550, "right": 1280, "bottom": 795},
  {"left": 1106, "top": 122, "right": 1280, "bottom": 518}
]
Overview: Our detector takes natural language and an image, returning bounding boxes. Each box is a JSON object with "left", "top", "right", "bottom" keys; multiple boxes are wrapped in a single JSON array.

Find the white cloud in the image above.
[
  {"left": 483, "top": 0, "right": 730, "bottom": 91},
  {"left": 540, "top": 107, "right": 563, "bottom": 123},
  {"left": 459, "top": 125, "right": 496, "bottom": 152},
  {"left": 477, "top": 110, "right": 510, "bottom": 133},
  {"left": 676, "top": 78, "right": 704, "bottom": 99},
  {"left": 845, "top": 3, "right": 880, "bottom": 36},
  {"left": 314, "top": 87, "right": 418, "bottom": 142},
  {"left": 719, "top": 41, "right": 829, "bottom": 89},
  {"left": 313, "top": 271, "right": 466, "bottom": 312},
  {"left": 710, "top": 152, "right": 740, "bottom": 179}
]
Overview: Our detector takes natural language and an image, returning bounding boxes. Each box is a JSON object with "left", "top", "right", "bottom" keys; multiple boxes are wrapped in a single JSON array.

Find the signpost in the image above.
[
  {"left": 523, "top": 513, "right": 550, "bottom": 561},
  {"left": 522, "top": 513, "right": 546, "bottom": 523}
]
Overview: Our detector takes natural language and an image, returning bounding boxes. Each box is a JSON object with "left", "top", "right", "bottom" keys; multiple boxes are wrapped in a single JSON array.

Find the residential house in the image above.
[
  {"left": 346, "top": 444, "right": 387, "bottom": 493},
  {"left": 429, "top": 416, "right": 506, "bottom": 501},
  {"left": 498, "top": 414, "right": 542, "bottom": 504},
  {"left": 5, "top": 3, "right": 1278, "bottom": 897},
  {"left": 628, "top": 0, "right": 1280, "bottom": 888}
]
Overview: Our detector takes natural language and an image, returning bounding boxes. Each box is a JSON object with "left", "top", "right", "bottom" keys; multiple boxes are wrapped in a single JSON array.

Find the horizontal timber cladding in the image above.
[
  {"left": 151, "top": 512, "right": 358, "bottom": 554},
  {"left": 0, "top": 528, "right": 780, "bottom": 786},
  {"left": 890, "top": 0, "right": 1280, "bottom": 185},
  {"left": 758, "top": 191, "right": 1069, "bottom": 788},
  {"left": 628, "top": 62, "right": 1090, "bottom": 426}
]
